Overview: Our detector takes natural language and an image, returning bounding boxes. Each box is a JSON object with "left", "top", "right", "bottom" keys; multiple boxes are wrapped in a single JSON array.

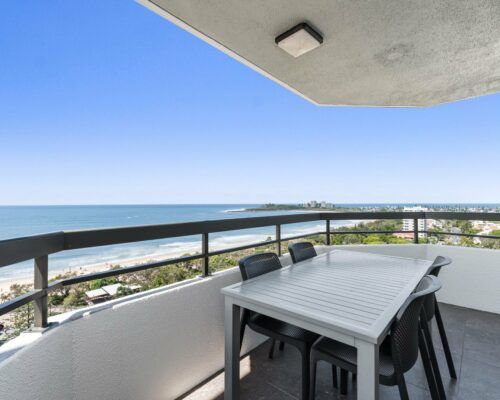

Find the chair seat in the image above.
[
  {"left": 248, "top": 313, "right": 319, "bottom": 345},
  {"left": 312, "top": 337, "right": 396, "bottom": 378}
]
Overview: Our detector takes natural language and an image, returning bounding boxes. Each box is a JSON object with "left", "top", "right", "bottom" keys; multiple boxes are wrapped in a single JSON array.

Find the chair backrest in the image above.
[
  {"left": 421, "top": 256, "right": 450, "bottom": 321},
  {"left": 422, "top": 284, "right": 438, "bottom": 322},
  {"left": 288, "top": 242, "right": 317, "bottom": 264},
  {"left": 390, "top": 275, "right": 442, "bottom": 373},
  {"left": 428, "top": 255, "right": 452, "bottom": 277},
  {"left": 238, "top": 252, "right": 282, "bottom": 281}
]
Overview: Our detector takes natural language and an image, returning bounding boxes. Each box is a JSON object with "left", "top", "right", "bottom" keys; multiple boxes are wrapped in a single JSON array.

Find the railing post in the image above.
[
  {"left": 413, "top": 218, "right": 419, "bottom": 244},
  {"left": 34, "top": 255, "right": 48, "bottom": 328},
  {"left": 275, "top": 224, "right": 282, "bottom": 256},
  {"left": 326, "top": 219, "right": 331, "bottom": 246},
  {"left": 202, "top": 232, "right": 209, "bottom": 276}
]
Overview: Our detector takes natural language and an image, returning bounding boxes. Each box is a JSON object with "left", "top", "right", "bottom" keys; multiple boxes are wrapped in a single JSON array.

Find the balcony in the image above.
[
  {"left": 184, "top": 303, "right": 499, "bottom": 400},
  {"left": 0, "top": 212, "right": 499, "bottom": 399}
]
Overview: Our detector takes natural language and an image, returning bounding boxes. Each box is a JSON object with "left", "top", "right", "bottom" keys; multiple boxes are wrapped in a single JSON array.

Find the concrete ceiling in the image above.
[{"left": 139, "top": 0, "right": 500, "bottom": 107}]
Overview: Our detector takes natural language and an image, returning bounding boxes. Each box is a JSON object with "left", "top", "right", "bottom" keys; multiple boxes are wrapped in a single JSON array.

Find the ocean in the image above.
[
  {"left": 0, "top": 205, "right": 343, "bottom": 281},
  {"left": 2, "top": 204, "right": 497, "bottom": 282}
]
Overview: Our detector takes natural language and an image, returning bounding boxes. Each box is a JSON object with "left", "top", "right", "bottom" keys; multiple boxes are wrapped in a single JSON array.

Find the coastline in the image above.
[
  {"left": 0, "top": 246, "right": 198, "bottom": 295},
  {"left": 0, "top": 224, "right": 332, "bottom": 295}
]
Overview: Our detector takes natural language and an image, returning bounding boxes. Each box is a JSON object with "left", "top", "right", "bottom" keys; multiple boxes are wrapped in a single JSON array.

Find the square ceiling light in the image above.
[{"left": 275, "top": 23, "right": 323, "bottom": 58}]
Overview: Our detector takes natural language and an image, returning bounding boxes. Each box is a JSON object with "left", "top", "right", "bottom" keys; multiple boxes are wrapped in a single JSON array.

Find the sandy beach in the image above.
[
  {"left": 0, "top": 245, "right": 205, "bottom": 295},
  {"left": 0, "top": 227, "right": 325, "bottom": 295},
  {"left": 0, "top": 215, "right": 365, "bottom": 296}
]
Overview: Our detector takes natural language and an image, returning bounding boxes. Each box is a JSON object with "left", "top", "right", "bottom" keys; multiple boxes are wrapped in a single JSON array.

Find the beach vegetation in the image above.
[
  {"left": 62, "top": 291, "right": 87, "bottom": 308},
  {"left": 0, "top": 283, "right": 34, "bottom": 339},
  {"left": 0, "top": 217, "right": 495, "bottom": 344},
  {"left": 89, "top": 277, "right": 119, "bottom": 290}
]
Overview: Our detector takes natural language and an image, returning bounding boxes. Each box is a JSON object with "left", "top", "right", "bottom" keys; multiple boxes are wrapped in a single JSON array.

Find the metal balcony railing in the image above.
[{"left": 0, "top": 211, "right": 499, "bottom": 328}]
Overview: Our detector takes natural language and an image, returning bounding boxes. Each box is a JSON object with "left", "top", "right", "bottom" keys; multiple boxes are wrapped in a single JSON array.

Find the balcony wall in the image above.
[
  {"left": 333, "top": 244, "right": 500, "bottom": 314},
  {"left": 0, "top": 244, "right": 498, "bottom": 400},
  {"left": 0, "top": 267, "right": 271, "bottom": 400}
]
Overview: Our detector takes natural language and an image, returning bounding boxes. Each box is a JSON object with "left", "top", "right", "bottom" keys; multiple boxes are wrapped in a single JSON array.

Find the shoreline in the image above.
[
  {"left": 0, "top": 225, "right": 333, "bottom": 294},
  {"left": 0, "top": 246, "right": 200, "bottom": 295}
]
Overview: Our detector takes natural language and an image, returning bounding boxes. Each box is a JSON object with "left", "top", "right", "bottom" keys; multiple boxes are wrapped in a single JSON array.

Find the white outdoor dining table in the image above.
[{"left": 221, "top": 249, "right": 433, "bottom": 400}]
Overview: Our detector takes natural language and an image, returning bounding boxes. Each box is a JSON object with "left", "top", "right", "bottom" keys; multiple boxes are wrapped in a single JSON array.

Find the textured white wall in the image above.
[
  {"left": 425, "top": 245, "right": 500, "bottom": 314},
  {"left": 332, "top": 244, "right": 500, "bottom": 314},
  {"left": 0, "top": 322, "right": 73, "bottom": 400},
  {"left": 69, "top": 268, "right": 268, "bottom": 400},
  {"left": 332, "top": 244, "right": 427, "bottom": 260},
  {"left": 0, "top": 267, "right": 266, "bottom": 400},
  {"left": 0, "top": 245, "right": 498, "bottom": 400}
]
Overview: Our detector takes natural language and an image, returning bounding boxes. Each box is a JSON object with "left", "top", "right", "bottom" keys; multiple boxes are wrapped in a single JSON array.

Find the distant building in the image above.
[
  {"left": 394, "top": 232, "right": 415, "bottom": 240},
  {"left": 85, "top": 288, "right": 110, "bottom": 304},
  {"left": 472, "top": 221, "right": 500, "bottom": 235},
  {"left": 85, "top": 283, "right": 141, "bottom": 305},
  {"left": 403, "top": 206, "right": 428, "bottom": 238},
  {"left": 427, "top": 219, "right": 441, "bottom": 230}
]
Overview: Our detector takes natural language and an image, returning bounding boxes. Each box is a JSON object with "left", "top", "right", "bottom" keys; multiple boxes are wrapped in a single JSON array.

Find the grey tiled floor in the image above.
[{"left": 183, "top": 303, "right": 500, "bottom": 400}]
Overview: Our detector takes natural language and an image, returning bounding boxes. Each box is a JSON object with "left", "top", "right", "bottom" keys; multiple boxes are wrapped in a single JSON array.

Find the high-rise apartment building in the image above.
[{"left": 403, "top": 206, "right": 428, "bottom": 238}]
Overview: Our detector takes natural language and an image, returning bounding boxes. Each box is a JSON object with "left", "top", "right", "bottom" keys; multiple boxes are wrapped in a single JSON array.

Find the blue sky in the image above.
[{"left": 1, "top": 1, "right": 499, "bottom": 205}]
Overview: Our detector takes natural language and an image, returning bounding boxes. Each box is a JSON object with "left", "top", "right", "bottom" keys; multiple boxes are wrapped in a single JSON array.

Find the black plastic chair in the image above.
[
  {"left": 419, "top": 278, "right": 447, "bottom": 400},
  {"left": 426, "top": 256, "right": 457, "bottom": 380},
  {"left": 238, "top": 252, "right": 319, "bottom": 400},
  {"left": 309, "top": 275, "right": 442, "bottom": 400},
  {"left": 277, "top": 242, "right": 318, "bottom": 355},
  {"left": 287, "top": 242, "right": 341, "bottom": 384},
  {"left": 288, "top": 242, "right": 318, "bottom": 264}
]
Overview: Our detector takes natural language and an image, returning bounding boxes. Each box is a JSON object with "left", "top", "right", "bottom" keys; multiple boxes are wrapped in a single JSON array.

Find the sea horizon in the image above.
[
  {"left": 1, "top": 202, "right": 500, "bottom": 207},
  {"left": 1, "top": 203, "right": 498, "bottom": 283},
  {"left": 0, "top": 204, "right": 323, "bottom": 283}
]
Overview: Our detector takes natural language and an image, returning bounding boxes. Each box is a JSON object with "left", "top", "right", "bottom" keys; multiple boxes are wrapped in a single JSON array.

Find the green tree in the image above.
[
  {"left": 48, "top": 272, "right": 75, "bottom": 307},
  {"left": 88, "top": 277, "right": 119, "bottom": 290},
  {"left": 62, "top": 291, "right": 87, "bottom": 308}
]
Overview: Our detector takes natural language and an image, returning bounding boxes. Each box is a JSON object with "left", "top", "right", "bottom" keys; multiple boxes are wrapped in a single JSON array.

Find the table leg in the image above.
[
  {"left": 355, "top": 339, "right": 379, "bottom": 400},
  {"left": 225, "top": 298, "right": 240, "bottom": 400}
]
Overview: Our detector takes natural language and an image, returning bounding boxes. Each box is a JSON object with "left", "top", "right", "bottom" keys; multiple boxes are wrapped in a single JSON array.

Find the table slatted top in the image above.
[{"left": 222, "top": 250, "right": 432, "bottom": 343}]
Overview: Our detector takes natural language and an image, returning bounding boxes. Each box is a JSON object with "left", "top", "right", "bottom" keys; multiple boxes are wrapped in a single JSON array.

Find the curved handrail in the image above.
[{"left": 0, "top": 211, "right": 499, "bottom": 326}]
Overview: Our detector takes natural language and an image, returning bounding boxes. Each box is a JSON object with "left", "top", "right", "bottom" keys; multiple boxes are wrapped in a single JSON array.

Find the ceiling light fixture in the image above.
[{"left": 275, "top": 23, "right": 323, "bottom": 58}]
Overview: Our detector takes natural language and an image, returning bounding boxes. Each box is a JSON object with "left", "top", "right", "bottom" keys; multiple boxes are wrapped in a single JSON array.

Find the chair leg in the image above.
[
  {"left": 310, "top": 357, "right": 317, "bottom": 400},
  {"left": 421, "top": 318, "right": 447, "bottom": 400},
  {"left": 340, "top": 368, "right": 348, "bottom": 395},
  {"left": 268, "top": 339, "right": 276, "bottom": 359},
  {"left": 418, "top": 326, "right": 440, "bottom": 400},
  {"left": 279, "top": 341, "right": 285, "bottom": 351},
  {"left": 332, "top": 365, "right": 338, "bottom": 389},
  {"left": 435, "top": 302, "right": 458, "bottom": 379},
  {"left": 301, "top": 349, "right": 310, "bottom": 400},
  {"left": 395, "top": 371, "right": 410, "bottom": 400}
]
